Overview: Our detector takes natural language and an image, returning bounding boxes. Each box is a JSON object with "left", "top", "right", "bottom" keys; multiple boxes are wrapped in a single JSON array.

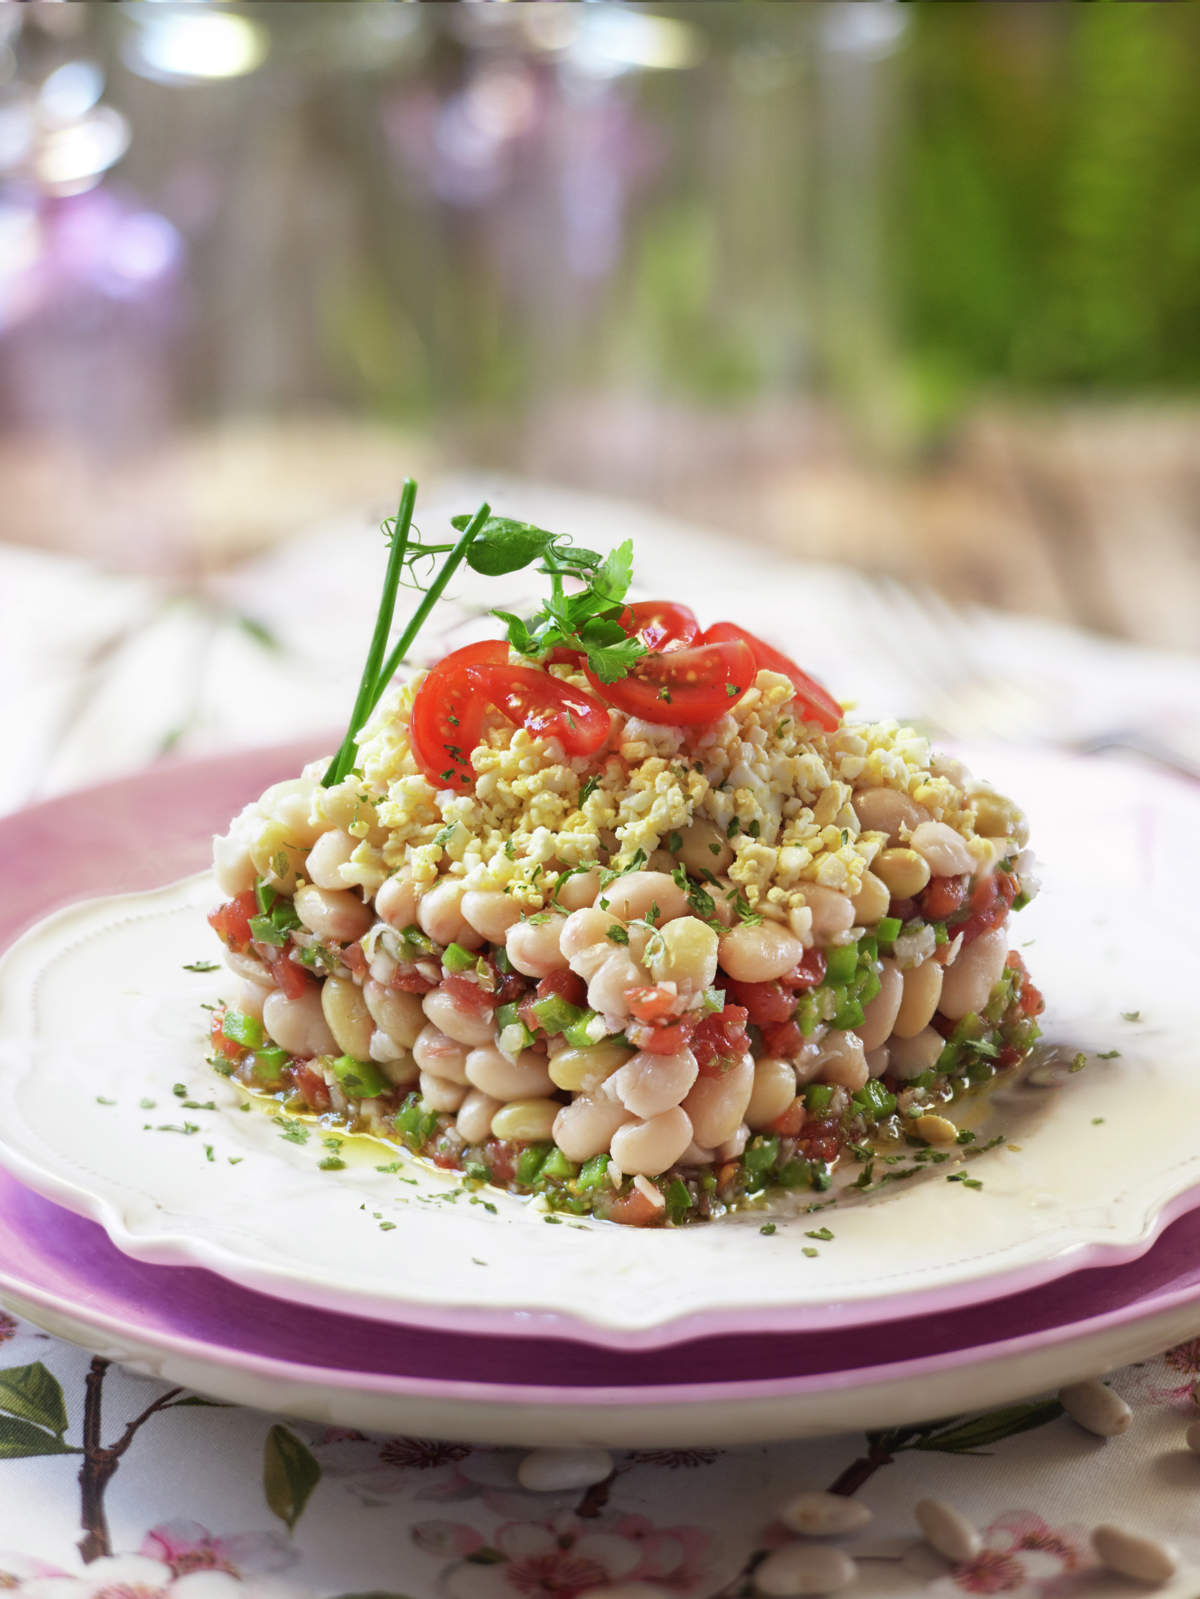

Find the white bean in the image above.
[
  {"left": 363, "top": 980, "right": 425, "bottom": 1050},
  {"left": 746, "top": 1058, "right": 797, "bottom": 1131},
  {"left": 223, "top": 949, "right": 273, "bottom": 987},
  {"left": 599, "top": 871, "right": 688, "bottom": 925},
  {"left": 716, "top": 1123, "right": 749, "bottom": 1161},
  {"left": 556, "top": 868, "right": 603, "bottom": 911},
  {"left": 455, "top": 1087, "right": 502, "bottom": 1145},
  {"left": 939, "top": 926, "right": 1008, "bottom": 1020},
  {"left": 909, "top": 820, "right": 975, "bottom": 877},
  {"left": 231, "top": 977, "right": 269, "bottom": 1022},
  {"left": 259, "top": 777, "right": 322, "bottom": 846},
  {"left": 677, "top": 818, "right": 733, "bottom": 876},
  {"left": 422, "top": 986, "right": 497, "bottom": 1047},
  {"left": 548, "top": 1039, "right": 632, "bottom": 1093},
  {"left": 893, "top": 959, "right": 944, "bottom": 1038},
  {"left": 1091, "top": 1526, "right": 1177, "bottom": 1586},
  {"left": 777, "top": 1490, "right": 872, "bottom": 1537},
  {"left": 587, "top": 951, "right": 646, "bottom": 1019},
  {"left": 719, "top": 922, "right": 806, "bottom": 983},
  {"left": 681, "top": 1052, "right": 754, "bottom": 1148},
  {"left": 645, "top": 917, "right": 719, "bottom": 990},
  {"left": 853, "top": 787, "right": 929, "bottom": 839},
  {"left": 553, "top": 1095, "right": 633, "bottom": 1162},
  {"left": 375, "top": 874, "right": 418, "bottom": 930},
  {"left": 888, "top": 1027, "right": 945, "bottom": 1079},
  {"left": 262, "top": 988, "right": 337, "bottom": 1059},
  {"left": 417, "top": 879, "right": 483, "bottom": 949},
  {"left": 915, "top": 1498, "right": 981, "bottom": 1564},
  {"left": 866, "top": 1045, "right": 889, "bottom": 1078},
  {"left": 419, "top": 1071, "right": 467, "bottom": 1113},
  {"left": 796, "top": 884, "right": 855, "bottom": 945},
  {"left": 491, "top": 1098, "right": 559, "bottom": 1142},
  {"left": 517, "top": 1447, "right": 614, "bottom": 1492},
  {"left": 849, "top": 871, "right": 889, "bottom": 926},
  {"left": 465, "top": 1045, "right": 555, "bottom": 1101},
  {"left": 412, "top": 1024, "right": 470, "bottom": 1085},
  {"left": 1058, "top": 1380, "right": 1132, "bottom": 1438},
  {"left": 814, "top": 1031, "right": 868, "bottom": 1092},
  {"left": 1186, "top": 1419, "right": 1200, "bottom": 1455},
  {"left": 305, "top": 830, "right": 357, "bottom": 891},
  {"left": 212, "top": 831, "right": 257, "bottom": 897},
  {"left": 373, "top": 1042, "right": 418, "bottom": 1087},
  {"left": 610, "top": 1106, "right": 693, "bottom": 1177},
  {"left": 506, "top": 916, "right": 569, "bottom": 978},
  {"left": 321, "top": 977, "right": 373, "bottom": 1060},
  {"left": 754, "top": 1544, "right": 857, "bottom": 1595},
  {"left": 248, "top": 821, "right": 306, "bottom": 894},
  {"left": 858, "top": 959, "right": 902, "bottom": 1051},
  {"left": 294, "top": 883, "right": 372, "bottom": 944},
  {"left": 461, "top": 890, "right": 524, "bottom": 943},
  {"left": 605, "top": 1049, "right": 698, "bottom": 1119}
]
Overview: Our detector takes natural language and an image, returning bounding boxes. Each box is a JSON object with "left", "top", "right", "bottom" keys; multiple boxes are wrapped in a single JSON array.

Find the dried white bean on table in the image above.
[
  {"left": 754, "top": 1543, "right": 857, "bottom": 1595},
  {"left": 1091, "top": 1525, "right": 1178, "bottom": 1585},
  {"left": 915, "top": 1497, "right": 982, "bottom": 1563},
  {"left": 1185, "top": 1418, "right": 1200, "bottom": 1454},
  {"left": 777, "top": 1490, "right": 872, "bottom": 1537},
  {"left": 1058, "top": 1379, "right": 1132, "bottom": 1437},
  {"left": 516, "top": 1447, "right": 614, "bottom": 1492}
]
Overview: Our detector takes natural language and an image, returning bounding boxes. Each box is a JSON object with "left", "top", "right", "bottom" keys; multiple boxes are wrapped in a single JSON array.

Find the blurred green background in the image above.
[{"left": 2, "top": 2, "right": 1197, "bottom": 647}]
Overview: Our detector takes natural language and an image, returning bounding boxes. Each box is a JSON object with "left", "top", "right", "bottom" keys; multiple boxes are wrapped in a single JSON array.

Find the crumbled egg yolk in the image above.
[{"left": 342, "top": 666, "right": 1008, "bottom": 914}]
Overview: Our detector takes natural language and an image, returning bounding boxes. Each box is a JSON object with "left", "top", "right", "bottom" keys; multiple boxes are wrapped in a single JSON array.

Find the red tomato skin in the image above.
[
  {"left": 761, "top": 1019, "right": 805, "bottom": 1059},
  {"left": 208, "top": 891, "right": 257, "bottom": 953},
  {"left": 701, "top": 622, "right": 842, "bottom": 731},
  {"left": 289, "top": 1062, "right": 332, "bottom": 1114},
  {"left": 625, "top": 985, "right": 678, "bottom": 1023},
  {"left": 789, "top": 950, "right": 828, "bottom": 991},
  {"left": 341, "top": 941, "right": 368, "bottom": 976},
  {"left": 410, "top": 640, "right": 508, "bottom": 790},
  {"left": 389, "top": 965, "right": 436, "bottom": 995},
  {"left": 723, "top": 977, "right": 794, "bottom": 1027},
  {"left": 922, "top": 875, "right": 968, "bottom": 920},
  {"left": 768, "top": 1099, "right": 808, "bottom": 1137},
  {"left": 443, "top": 973, "right": 496, "bottom": 1016},
  {"left": 587, "top": 639, "right": 756, "bottom": 726},
  {"left": 606, "top": 1186, "right": 666, "bottom": 1227},
  {"left": 621, "top": 601, "right": 699, "bottom": 652},
  {"left": 262, "top": 944, "right": 312, "bottom": 999},
  {"left": 466, "top": 664, "right": 609, "bottom": 757},
  {"left": 691, "top": 1006, "right": 750, "bottom": 1077},
  {"left": 953, "top": 870, "right": 1019, "bottom": 945},
  {"left": 634, "top": 1018, "right": 698, "bottom": 1055}
]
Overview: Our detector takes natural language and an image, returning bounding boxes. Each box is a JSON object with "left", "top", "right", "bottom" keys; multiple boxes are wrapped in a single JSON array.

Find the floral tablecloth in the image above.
[{"left": 4, "top": 477, "right": 1200, "bottom": 1598}]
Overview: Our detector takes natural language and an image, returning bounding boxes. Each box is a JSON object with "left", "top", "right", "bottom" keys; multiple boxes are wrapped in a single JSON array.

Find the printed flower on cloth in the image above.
[
  {"left": 1119, "top": 1337, "right": 1200, "bottom": 1413},
  {"left": 139, "top": 1523, "right": 296, "bottom": 1580},
  {"left": 7, "top": 1552, "right": 302, "bottom": 1598},
  {"left": 919, "top": 1511, "right": 1094, "bottom": 1597}
]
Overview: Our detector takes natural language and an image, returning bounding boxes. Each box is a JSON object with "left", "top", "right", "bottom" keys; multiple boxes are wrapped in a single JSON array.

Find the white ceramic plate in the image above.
[{"left": 0, "top": 746, "right": 1195, "bottom": 1347}]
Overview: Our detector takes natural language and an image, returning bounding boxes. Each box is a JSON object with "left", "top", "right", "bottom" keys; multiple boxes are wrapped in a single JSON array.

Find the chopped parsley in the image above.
[{"left": 182, "top": 960, "right": 219, "bottom": 973}]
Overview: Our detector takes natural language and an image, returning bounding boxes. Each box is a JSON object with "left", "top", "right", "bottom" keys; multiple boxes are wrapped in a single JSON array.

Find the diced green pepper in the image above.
[
  {"left": 539, "top": 1147, "right": 578, "bottom": 1183},
  {"left": 222, "top": 1010, "right": 264, "bottom": 1049},
  {"left": 516, "top": 1143, "right": 553, "bottom": 1186},
  {"left": 743, "top": 1135, "right": 780, "bottom": 1175},
  {"left": 251, "top": 1045, "right": 289, "bottom": 1085},
  {"left": 327, "top": 1054, "right": 390, "bottom": 1099},
  {"left": 853, "top": 1079, "right": 897, "bottom": 1120},
  {"left": 805, "top": 1083, "right": 835, "bottom": 1114},
  {"left": 876, "top": 916, "right": 902, "bottom": 946},
  {"left": 577, "top": 1153, "right": 612, "bottom": 1192},
  {"left": 794, "top": 993, "right": 822, "bottom": 1037},
  {"left": 665, "top": 1177, "right": 691, "bottom": 1223},
  {"left": 464, "top": 1161, "right": 490, "bottom": 1183},
  {"left": 248, "top": 914, "right": 288, "bottom": 947},
  {"left": 858, "top": 934, "right": 878, "bottom": 963},
  {"left": 824, "top": 944, "right": 859, "bottom": 986},
  {"left": 442, "top": 942, "right": 476, "bottom": 973},
  {"left": 562, "top": 1009, "right": 607, "bottom": 1049},
  {"left": 529, "top": 994, "right": 587, "bottom": 1036},
  {"left": 776, "top": 1157, "right": 814, "bottom": 1188},
  {"left": 831, "top": 995, "right": 865, "bottom": 1030},
  {"left": 856, "top": 969, "right": 882, "bottom": 1007},
  {"left": 399, "top": 924, "right": 434, "bottom": 956},
  {"left": 701, "top": 986, "right": 725, "bottom": 1014},
  {"left": 254, "top": 879, "right": 278, "bottom": 915},
  {"left": 495, "top": 1001, "right": 522, "bottom": 1032}
]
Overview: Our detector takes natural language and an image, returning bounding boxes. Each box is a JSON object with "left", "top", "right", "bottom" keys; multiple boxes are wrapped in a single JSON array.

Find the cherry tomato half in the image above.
[
  {"left": 410, "top": 640, "right": 508, "bottom": 791},
  {"left": 701, "top": 622, "right": 841, "bottom": 732},
  {"left": 620, "top": 600, "right": 699, "bottom": 653},
  {"left": 587, "top": 638, "right": 756, "bottom": 726},
  {"left": 467, "top": 664, "right": 610, "bottom": 758}
]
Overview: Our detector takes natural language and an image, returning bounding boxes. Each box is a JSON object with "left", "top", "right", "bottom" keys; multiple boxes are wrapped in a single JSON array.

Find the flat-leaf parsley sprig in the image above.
[{"left": 322, "top": 482, "right": 646, "bottom": 787}]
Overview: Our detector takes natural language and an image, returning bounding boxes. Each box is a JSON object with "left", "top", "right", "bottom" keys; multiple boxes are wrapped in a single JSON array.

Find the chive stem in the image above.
[{"left": 323, "top": 478, "right": 417, "bottom": 787}]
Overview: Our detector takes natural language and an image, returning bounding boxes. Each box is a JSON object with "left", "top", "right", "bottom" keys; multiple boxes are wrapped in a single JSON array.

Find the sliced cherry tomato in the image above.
[
  {"left": 410, "top": 640, "right": 508, "bottom": 791},
  {"left": 691, "top": 1005, "right": 750, "bottom": 1077},
  {"left": 467, "top": 664, "right": 610, "bottom": 757},
  {"left": 701, "top": 622, "right": 841, "bottom": 732},
  {"left": 484, "top": 1139, "right": 519, "bottom": 1184},
  {"left": 625, "top": 985, "right": 679, "bottom": 1024},
  {"left": 587, "top": 638, "right": 756, "bottom": 727},
  {"left": 208, "top": 890, "right": 257, "bottom": 953},
  {"left": 620, "top": 601, "right": 699, "bottom": 653}
]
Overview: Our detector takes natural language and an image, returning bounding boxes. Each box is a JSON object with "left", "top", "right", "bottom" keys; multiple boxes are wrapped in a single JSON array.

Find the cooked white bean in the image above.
[
  {"left": 248, "top": 822, "right": 306, "bottom": 893},
  {"left": 1186, "top": 1418, "right": 1200, "bottom": 1455},
  {"left": 549, "top": 1039, "right": 633, "bottom": 1093},
  {"left": 506, "top": 915, "right": 570, "bottom": 978},
  {"left": 645, "top": 917, "right": 719, "bottom": 990},
  {"left": 746, "top": 1057, "right": 797, "bottom": 1131},
  {"left": 553, "top": 1095, "right": 633, "bottom": 1162},
  {"left": 294, "top": 883, "right": 373, "bottom": 944},
  {"left": 796, "top": 884, "right": 856, "bottom": 945},
  {"left": 893, "top": 959, "right": 944, "bottom": 1038},
  {"left": 465, "top": 1045, "right": 555, "bottom": 1101},
  {"left": 677, "top": 1139, "right": 718, "bottom": 1166},
  {"left": 970, "top": 790, "right": 1028, "bottom": 844},
  {"left": 587, "top": 951, "right": 646, "bottom": 1018},
  {"left": 814, "top": 1031, "right": 868, "bottom": 1091},
  {"left": 372, "top": 1042, "right": 418, "bottom": 1087},
  {"left": 422, "top": 986, "right": 496, "bottom": 1048},
  {"left": 682, "top": 1052, "right": 754, "bottom": 1148},
  {"left": 858, "top": 959, "right": 903, "bottom": 1051},
  {"left": 777, "top": 1490, "right": 872, "bottom": 1537},
  {"left": 915, "top": 1498, "right": 981, "bottom": 1564},
  {"left": 259, "top": 778, "right": 322, "bottom": 846},
  {"left": 849, "top": 870, "right": 889, "bottom": 926},
  {"left": 556, "top": 868, "right": 603, "bottom": 911},
  {"left": 1091, "top": 1526, "right": 1177, "bottom": 1586},
  {"left": 461, "top": 890, "right": 524, "bottom": 942},
  {"left": 1058, "top": 1379, "right": 1132, "bottom": 1438},
  {"left": 212, "top": 831, "right": 257, "bottom": 897},
  {"left": 853, "top": 787, "right": 930, "bottom": 839},
  {"left": 417, "top": 878, "right": 483, "bottom": 949},
  {"left": 517, "top": 1447, "right": 614, "bottom": 1492},
  {"left": 717, "top": 1123, "right": 749, "bottom": 1160},
  {"left": 719, "top": 922, "right": 806, "bottom": 983},
  {"left": 262, "top": 988, "right": 337, "bottom": 1059},
  {"left": 375, "top": 874, "right": 418, "bottom": 930},
  {"left": 321, "top": 977, "right": 373, "bottom": 1060},
  {"left": 754, "top": 1543, "right": 857, "bottom": 1595},
  {"left": 872, "top": 847, "right": 931, "bottom": 899},
  {"left": 605, "top": 1049, "right": 698, "bottom": 1119},
  {"left": 419, "top": 1071, "right": 467, "bottom": 1113},
  {"left": 412, "top": 1024, "right": 470, "bottom": 1085},
  {"left": 676, "top": 818, "right": 733, "bottom": 876},
  {"left": 888, "top": 1026, "right": 945, "bottom": 1079},
  {"left": 610, "top": 1106, "right": 693, "bottom": 1177},
  {"left": 491, "top": 1098, "right": 559, "bottom": 1142},
  {"left": 866, "top": 1045, "right": 889, "bottom": 1078},
  {"left": 599, "top": 871, "right": 688, "bottom": 925},
  {"left": 223, "top": 949, "right": 273, "bottom": 988},
  {"left": 363, "top": 979, "right": 425, "bottom": 1050},
  {"left": 939, "top": 926, "right": 1008, "bottom": 1020},
  {"left": 305, "top": 829, "right": 357, "bottom": 891},
  {"left": 909, "top": 820, "right": 975, "bottom": 877},
  {"left": 561, "top": 907, "right": 618, "bottom": 962},
  {"left": 455, "top": 1087, "right": 502, "bottom": 1145}
]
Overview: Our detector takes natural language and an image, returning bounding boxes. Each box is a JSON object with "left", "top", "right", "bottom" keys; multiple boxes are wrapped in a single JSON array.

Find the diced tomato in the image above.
[
  {"left": 1006, "top": 950, "right": 1045, "bottom": 1018},
  {"left": 209, "top": 1009, "right": 244, "bottom": 1063},
  {"left": 768, "top": 1099, "right": 808, "bottom": 1137},
  {"left": 288, "top": 1061, "right": 331, "bottom": 1114},
  {"left": 473, "top": 953, "right": 527, "bottom": 1006},
  {"left": 484, "top": 1139, "right": 519, "bottom": 1185},
  {"left": 625, "top": 986, "right": 679, "bottom": 1024},
  {"left": 798, "top": 1115, "right": 841, "bottom": 1165},
  {"left": 954, "top": 869, "right": 1020, "bottom": 945},
  {"left": 468, "top": 664, "right": 610, "bottom": 757},
  {"left": 723, "top": 977, "right": 795, "bottom": 1027},
  {"left": 389, "top": 964, "right": 437, "bottom": 995},
  {"left": 634, "top": 1018, "right": 698, "bottom": 1054},
  {"left": 518, "top": 969, "right": 588, "bottom": 1031},
  {"left": 207, "top": 890, "right": 257, "bottom": 953},
  {"left": 619, "top": 601, "right": 699, "bottom": 653},
  {"left": 691, "top": 1005, "right": 750, "bottom": 1077},
  {"left": 341, "top": 941, "right": 368, "bottom": 976},
  {"left": 888, "top": 897, "right": 918, "bottom": 925},
  {"left": 701, "top": 622, "right": 842, "bottom": 731},
  {"left": 922, "top": 875, "right": 968, "bottom": 920},
  {"left": 761, "top": 1018, "right": 805, "bottom": 1059},
  {"left": 409, "top": 640, "right": 508, "bottom": 791},
  {"left": 607, "top": 1185, "right": 666, "bottom": 1227},
  {"left": 788, "top": 949, "right": 827, "bottom": 992},
  {"left": 261, "top": 944, "right": 312, "bottom": 999},
  {"left": 444, "top": 973, "right": 497, "bottom": 1015},
  {"left": 587, "top": 639, "right": 756, "bottom": 727}
]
